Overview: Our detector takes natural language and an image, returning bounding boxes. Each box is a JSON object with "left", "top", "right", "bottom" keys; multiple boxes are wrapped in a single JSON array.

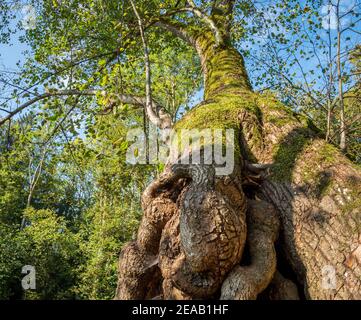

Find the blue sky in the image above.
[
  {"left": 0, "top": 30, "right": 28, "bottom": 71},
  {"left": 1, "top": 0, "right": 360, "bottom": 75},
  {"left": 0, "top": 8, "right": 29, "bottom": 71},
  {"left": 0, "top": 13, "right": 31, "bottom": 118}
]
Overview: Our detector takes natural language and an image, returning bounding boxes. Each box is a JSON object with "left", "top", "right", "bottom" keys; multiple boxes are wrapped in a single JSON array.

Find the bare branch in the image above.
[
  {"left": 0, "top": 89, "right": 168, "bottom": 127},
  {"left": 0, "top": 49, "right": 120, "bottom": 111},
  {"left": 130, "top": 0, "right": 173, "bottom": 135},
  {"left": 0, "top": 90, "right": 92, "bottom": 127},
  {"left": 154, "top": 19, "right": 196, "bottom": 47},
  {"left": 130, "top": 0, "right": 159, "bottom": 126},
  {"left": 185, "top": 1, "right": 223, "bottom": 45},
  {"left": 341, "top": 17, "right": 361, "bottom": 34},
  {"left": 348, "top": 28, "right": 361, "bottom": 35}
]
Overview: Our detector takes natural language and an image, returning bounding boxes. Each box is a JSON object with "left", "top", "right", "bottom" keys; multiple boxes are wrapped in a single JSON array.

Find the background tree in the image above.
[{"left": 239, "top": 0, "right": 361, "bottom": 157}]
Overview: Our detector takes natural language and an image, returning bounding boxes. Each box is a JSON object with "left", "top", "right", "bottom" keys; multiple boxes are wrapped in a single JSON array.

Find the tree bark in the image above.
[{"left": 258, "top": 103, "right": 361, "bottom": 299}]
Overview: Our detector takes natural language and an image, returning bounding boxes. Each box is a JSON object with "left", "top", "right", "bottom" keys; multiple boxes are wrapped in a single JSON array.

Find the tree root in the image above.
[
  {"left": 159, "top": 164, "right": 247, "bottom": 299},
  {"left": 220, "top": 200, "right": 280, "bottom": 300},
  {"left": 115, "top": 241, "right": 160, "bottom": 299},
  {"left": 266, "top": 271, "right": 300, "bottom": 300},
  {"left": 115, "top": 168, "right": 183, "bottom": 299}
]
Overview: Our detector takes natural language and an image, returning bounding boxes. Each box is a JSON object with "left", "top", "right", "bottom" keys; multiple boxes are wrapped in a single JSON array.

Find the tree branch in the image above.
[
  {"left": 154, "top": 19, "right": 196, "bottom": 47},
  {"left": 211, "top": 0, "right": 235, "bottom": 16},
  {"left": 154, "top": 1, "right": 223, "bottom": 47},
  {"left": 0, "top": 49, "right": 120, "bottom": 112},
  {"left": 0, "top": 89, "right": 168, "bottom": 127},
  {"left": 211, "top": 0, "right": 235, "bottom": 33},
  {"left": 131, "top": 0, "right": 159, "bottom": 126},
  {"left": 130, "top": 0, "right": 173, "bottom": 136},
  {"left": 185, "top": 0, "right": 223, "bottom": 45}
]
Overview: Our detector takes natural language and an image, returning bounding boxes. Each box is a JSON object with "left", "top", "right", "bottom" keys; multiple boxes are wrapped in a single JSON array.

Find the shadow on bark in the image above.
[
  {"left": 261, "top": 124, "right": 361, "bottom": 299},
  {"left": 258, "top": 127, "right": 312, "bottom": 297},
  {"left": 271, "top": 127, "right": 314, "bottom": 182}
]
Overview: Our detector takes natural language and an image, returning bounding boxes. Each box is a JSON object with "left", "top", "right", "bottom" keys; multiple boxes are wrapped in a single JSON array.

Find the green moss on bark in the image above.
[
  {"left": 173, "top": 92, "right": 262, "bottom": 160},
  {"left": 195, "top": 32, "right": 252, "bottom": 99}
]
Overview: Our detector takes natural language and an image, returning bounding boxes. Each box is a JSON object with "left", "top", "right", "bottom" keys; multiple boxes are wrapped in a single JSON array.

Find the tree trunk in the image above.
[
  {"left": 258, "top": 104, "right": 361, "bottom": 299},
  {"left": 336, "top": 4, "right": 346, "bottom": 152},
  {"left": 115, "top": 28, "right": 361, "bottom": 300}
]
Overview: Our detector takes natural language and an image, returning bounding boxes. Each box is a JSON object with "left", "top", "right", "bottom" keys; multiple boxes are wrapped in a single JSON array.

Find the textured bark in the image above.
[
  {"left": 265, "top": 271, "right": 300, "bottom": 300},
  {"left": 116, "top": 157, "right": 253, "bottom": 299},
  {"left": 115, "top": 170, "right": 183, "bottom": 299},
  {"left": 159, "top": 165, "right": 247, "bottom": 299},
  {"left": 256, "top": 105, "right": 361, "bottom": 300},
  {"left": 220, "top": 200, "right": 279, "bottom": 300},
  {"left": 116, "top": 99, "right": 361, "bottom": 300}
]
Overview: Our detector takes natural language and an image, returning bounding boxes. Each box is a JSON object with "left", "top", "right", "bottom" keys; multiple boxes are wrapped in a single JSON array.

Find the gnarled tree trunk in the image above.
[
  {"left": 115, "top": 7, "right": 361, "bottom": 300},
  {"left": 259, "top": 105, "right": 361, "bottom": 299}
]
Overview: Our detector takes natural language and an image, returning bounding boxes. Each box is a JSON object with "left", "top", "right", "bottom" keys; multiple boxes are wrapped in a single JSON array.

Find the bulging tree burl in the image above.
[{"left": 115, "top": 1, "right": 361, "bottom": 300}]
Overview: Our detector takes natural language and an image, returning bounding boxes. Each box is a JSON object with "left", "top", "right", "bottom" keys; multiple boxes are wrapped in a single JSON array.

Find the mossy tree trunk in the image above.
[
  {"left": 258, "top": 104, "right": 361, "bottom": 299},
  {"left": 115, "top": 5, "right": 361, "bottom": 300}
]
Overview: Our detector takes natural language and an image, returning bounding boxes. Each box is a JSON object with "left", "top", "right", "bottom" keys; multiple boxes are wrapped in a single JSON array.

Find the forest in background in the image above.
[{"left": 0, "top": 0, "right": 360, "bottom": 299}]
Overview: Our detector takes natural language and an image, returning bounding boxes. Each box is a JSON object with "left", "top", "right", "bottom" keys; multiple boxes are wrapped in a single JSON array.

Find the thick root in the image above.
[
  {"left": 157, "top": 165, "right": 247, "bottom": 299},
  {"left": 116, "top": 160, "right": 280, "bottom": 300},
  {"left": 115, "top": 169, "right": 182, "bottom": 299},
  {"left": 266, "top": 271, "right": 300, "bottom": 300},
  {"left": 221, "top": 200, "right": 280, "bottom": 299},
  {"left": 115, "top": 242, "right": 160, "bottom": 299}
]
